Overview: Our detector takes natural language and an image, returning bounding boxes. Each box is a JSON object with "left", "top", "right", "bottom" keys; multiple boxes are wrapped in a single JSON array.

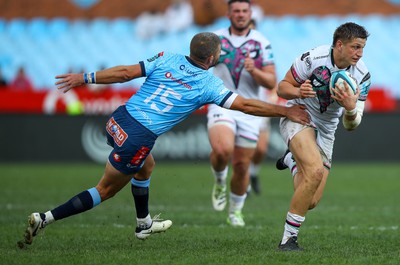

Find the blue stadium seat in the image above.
[{"left": 1, "top": 15, "right": 399, "bottom": 95}]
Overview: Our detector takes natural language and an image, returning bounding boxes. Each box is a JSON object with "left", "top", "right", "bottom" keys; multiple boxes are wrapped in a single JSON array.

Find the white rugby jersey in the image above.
[
  {"left": 288, "top": 45, "right": 371, "bottom": 134},
  {"left": 213, "top": 28, "right": 275, "bottom": 99}
]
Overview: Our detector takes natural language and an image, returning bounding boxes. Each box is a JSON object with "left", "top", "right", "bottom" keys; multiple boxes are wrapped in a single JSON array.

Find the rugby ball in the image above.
[{"left": 329, "top": 70, "right": 358, "bottom": 97}]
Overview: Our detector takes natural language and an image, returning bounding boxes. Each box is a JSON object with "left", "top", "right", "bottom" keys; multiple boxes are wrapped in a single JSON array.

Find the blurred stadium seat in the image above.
[{"left": 0, "top": 15, "right": 399, "bottom": 105}]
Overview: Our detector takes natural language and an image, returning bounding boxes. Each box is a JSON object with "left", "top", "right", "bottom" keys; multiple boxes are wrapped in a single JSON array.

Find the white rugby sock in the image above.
[
  {"left": 137, "top": 213, "right": 152, "bottom": 228},
  {"left": 229, "top": 192, "right": 247, "bottom": 214},
  {"left": 249, "top": 163, "right": 261, "bottom": 177},
  {"left": 284, "top": 152, "right": 297, "bottom": 177},
  {"left": 211, "top": 166, "right": 228, "bottom": 186},
  {"left": 281, "top": 212, "right": 305, "bottom": 244},
  {"left": 42, "top": 211, "right": 55, "bottom": 227}
]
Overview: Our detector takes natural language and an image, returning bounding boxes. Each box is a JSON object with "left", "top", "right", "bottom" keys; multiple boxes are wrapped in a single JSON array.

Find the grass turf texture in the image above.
[{"left": 1, "top": 162, "right": 399, "bottom": 265}]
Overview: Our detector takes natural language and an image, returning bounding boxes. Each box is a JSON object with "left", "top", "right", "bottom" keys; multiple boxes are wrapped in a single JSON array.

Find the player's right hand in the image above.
[
  {"left": 55, "top": 73, "right": 85, "bottom": 93},
  {"left": 298, "top": 80, "right": 316, "bottom": 99},
  {"left": 286, "top": 104, "right": 310, "bottom": 125}
]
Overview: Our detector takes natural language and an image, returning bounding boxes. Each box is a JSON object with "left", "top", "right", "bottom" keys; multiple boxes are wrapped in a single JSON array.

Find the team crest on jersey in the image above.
[
  {"left": 309, "top": 66, "right": 332, "bottom": 113},
  {"left": 106, "top": 117, "right": 128, "bottom": 147},
  {"left": 147, "top": 52, "right": 164, "bottom": 62},
  {"left": 219, "top": 37, "right": 263, "bottom": 88}
]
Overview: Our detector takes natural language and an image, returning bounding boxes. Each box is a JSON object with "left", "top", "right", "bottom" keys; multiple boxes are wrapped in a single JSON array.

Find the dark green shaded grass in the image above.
[{"left": 1, "top": 162, "right": 399, "bottom": 265}]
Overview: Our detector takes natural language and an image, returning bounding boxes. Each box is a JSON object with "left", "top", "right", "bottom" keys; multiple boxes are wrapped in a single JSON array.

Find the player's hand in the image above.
[
  {"left": 298, "top": 80, "right": 316, "bottom": 99},
  {"left": 331, "top": 81, "right": 360, "bottom": 111},
  {"left": 285, "top": 104, "right": 310, "bottom": 125},
  {"left": 243, "top": 52, "right": 255, "bottom": 73},
  {"left": 55, "top": 73, "right": 85, "bottom": 93}
]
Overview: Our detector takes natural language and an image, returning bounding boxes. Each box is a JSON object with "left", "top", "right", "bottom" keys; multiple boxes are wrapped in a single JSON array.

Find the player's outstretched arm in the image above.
[
  {"left": 55, "top": 64, "right": 143, "bottom": 93},
  {"left": 229, "top": 95, "right": 310, "bottom": 125}
]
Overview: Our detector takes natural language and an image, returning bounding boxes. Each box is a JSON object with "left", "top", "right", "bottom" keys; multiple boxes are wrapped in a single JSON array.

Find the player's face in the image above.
[
  {"left": 228, "top": 2, "right": 252, "bottom": 32},
  {"left": 339, "top": 38, "right": 367, "bottom": 66}
]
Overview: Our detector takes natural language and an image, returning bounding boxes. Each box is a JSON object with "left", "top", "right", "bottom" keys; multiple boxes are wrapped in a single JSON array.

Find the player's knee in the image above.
[
  {"left": 96, "top": 185, "right": 117, "bottom": 201},
  {"left": 135, "top": 156, "right": 155, "bottom": 181},
  {"left": 232, "top": 160, "right": 249, "bottom": 176},
  {"left": 212, "top": 148, "right": 232, "bottom": 163},
  {"left": 309, "top": 198, "right": 321, "bottom": 210},
  {"left": 302, "top": 167, "right": 324, "bottom": 192},
  {"left": 310, "top": 167, "right": 324, "bottom": 184}
]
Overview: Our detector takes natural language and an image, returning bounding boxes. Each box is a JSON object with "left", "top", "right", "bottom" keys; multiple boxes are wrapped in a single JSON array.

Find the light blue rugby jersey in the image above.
[{"left": 125, "top": 52, "right": 234, "bottom": 136}]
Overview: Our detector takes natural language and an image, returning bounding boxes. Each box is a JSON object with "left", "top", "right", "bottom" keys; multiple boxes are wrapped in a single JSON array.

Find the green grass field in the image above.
[{"left": 1, "top": 162, "right": 399, "bottom": 265}]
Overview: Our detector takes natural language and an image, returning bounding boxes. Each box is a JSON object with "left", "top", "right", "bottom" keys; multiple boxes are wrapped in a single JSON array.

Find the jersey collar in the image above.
[
  {"left": 185, "top": 56, "right": 206, "bottom": 70},
  {"left": 228, "top": 27, "right": 251, "bottom": 37}
]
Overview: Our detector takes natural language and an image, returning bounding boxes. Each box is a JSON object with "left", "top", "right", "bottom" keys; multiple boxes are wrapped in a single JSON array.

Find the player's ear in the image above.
[
  {"left": 207, "top": 55, "right": 214, "bottom": 66},
  {"left": 337, "top": 40, "right": 343, "bottom": 51}
]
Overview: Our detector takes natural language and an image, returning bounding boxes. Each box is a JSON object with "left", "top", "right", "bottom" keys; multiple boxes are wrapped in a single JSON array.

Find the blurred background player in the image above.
[
  {"left": 246, "top": 18, "right": 279, "bottom": 196},
  {"left": 248, "top": 87, "right": 279, "bottom": 195},
  {"left": 208, "top": 0, "right": 277, "bottom": 226},
  {"left": 275, "top": 22, "right": 371, "bottom": 251}
]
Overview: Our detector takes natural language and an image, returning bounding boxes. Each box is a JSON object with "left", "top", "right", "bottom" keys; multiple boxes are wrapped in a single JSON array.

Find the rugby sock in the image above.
[
  {"left": 131, "top": 178, "right": 150, "bottom": 219},
  {"left": 249, "top": 163, "right": 261, "bottom": 178},
  {"left": 50, "top": 187, "right": 101, "bottom": 220},
  {"left": 284, "top": 152, "right": 298, "bottom": 177},
  {"left": 228, "top": 192, "right": 247, "bottom": 214},
  {"left": 211, "top": 166, "right": 228, "bottom": 186},
  {"left": 281, "top": 212, "right": 305, "bottom": 244},
  {"left": 41, "top": 211, "right": 55, "bottom": 228},
  {"left": 136, "top": 213, "right": 152, "bottom": 228}
]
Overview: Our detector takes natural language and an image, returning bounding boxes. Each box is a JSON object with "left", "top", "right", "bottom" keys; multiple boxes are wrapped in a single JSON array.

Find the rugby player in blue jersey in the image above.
[{"left": 19, "top": 32, "right": 309, "bottom": 247}]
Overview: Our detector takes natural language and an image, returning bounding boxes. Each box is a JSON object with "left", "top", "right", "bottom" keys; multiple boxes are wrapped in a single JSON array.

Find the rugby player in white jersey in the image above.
[
  {"left": 208, "top": 0, "right": 277, "bottom": 227},
  {"left": 275, "top": 22, "right": 371, "bottom": 251}
]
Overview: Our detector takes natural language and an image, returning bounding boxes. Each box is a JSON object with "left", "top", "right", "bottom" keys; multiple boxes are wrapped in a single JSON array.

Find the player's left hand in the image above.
[
  {"left": 55, "top": 73, "right": 85, "bottom": 93},
  {"left": 331, "top": 81, "right": 360, "bottom": 110},
  {"left": 244, "top": 52, "right": 255, "bottom": 73}
]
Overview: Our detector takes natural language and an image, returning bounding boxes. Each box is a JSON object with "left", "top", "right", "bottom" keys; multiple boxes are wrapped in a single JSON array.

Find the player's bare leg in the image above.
[
  {"left": 209, "top": 124, "right": 235, "bottom": 211},
  {"left": 249, "top": 129, "right": 269, "bottom": 195},
  {"left": 278, "top": 128, "right": 325, "bottom": 251},
  {"left": 228, "top": 146, "right": 255, "bottom": 226},
  {"left": 129, "top": 155, "right": 172, "bottom": 240}
]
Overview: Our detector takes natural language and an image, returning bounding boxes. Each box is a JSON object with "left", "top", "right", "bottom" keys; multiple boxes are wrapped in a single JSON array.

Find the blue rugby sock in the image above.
[
  {"left": 51, "top": 187, "right": 101, "bottom": 220},
  {"left": 131, "top": 178, "right": 150, "bottom": 218}
]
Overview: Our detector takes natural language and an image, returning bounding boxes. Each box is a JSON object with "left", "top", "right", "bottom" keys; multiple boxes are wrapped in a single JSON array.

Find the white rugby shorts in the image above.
[
  {"left": 207, "top": 104, "right": 263, "bottom": 148},
  {"left": 279, "top": 117, "right": 333, "bottom": 168}
]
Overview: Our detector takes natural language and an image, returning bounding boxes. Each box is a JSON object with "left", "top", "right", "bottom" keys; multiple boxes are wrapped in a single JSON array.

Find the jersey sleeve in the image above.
[
  {"left": 140, "top": 51, "right": 168, "bottom": 76},
  {"left": 201, "top": 76, "right": 236, "bottom": 107},
  {"left": 357, "top": 60, "right": 371, "bottom": 102},
  {"left": 358, "top": 72, "right": 371, "bottom": 101},
  {"left": 290, "top": 50, "right": 314, "bottom": 84}
]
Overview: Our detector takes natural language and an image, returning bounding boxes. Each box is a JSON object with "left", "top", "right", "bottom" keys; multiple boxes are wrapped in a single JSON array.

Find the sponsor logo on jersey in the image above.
[
  {"left": 106, "top": 117, "right": 128, "bottom": 147},
  {"left": 179, "top": 65, "right": 198, "bottom": 77},
  {"left": 313, "top": 55, "right": 329, "bottom": 60},
  {"left": 300, "top": 52, "right": 310, "bottom": 61},
  {"left": 305, "top": 57, "right": 312, "bottom": 70},
  {"left": 165, "top": 72, "right": 192, "bottom": 89},
  {"left": 147, "top": 52, "right": 164, "bottom": 62}
]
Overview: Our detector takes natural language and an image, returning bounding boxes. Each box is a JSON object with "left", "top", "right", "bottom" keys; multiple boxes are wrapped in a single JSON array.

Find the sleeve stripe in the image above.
[
  {"left": 139, "top": 61, "right": 146, "bottom": 77},
  {"left": 220, "top": 92, "right": 238, "bottom": 108}
]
